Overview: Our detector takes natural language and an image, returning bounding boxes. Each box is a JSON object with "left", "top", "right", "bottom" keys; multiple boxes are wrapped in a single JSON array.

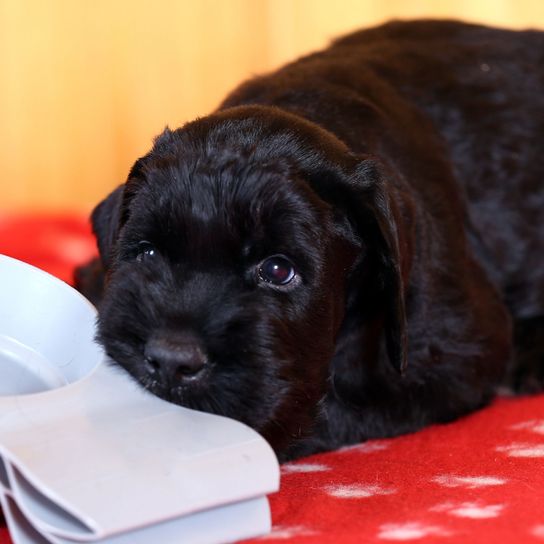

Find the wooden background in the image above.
[{"left": 1, "top": 0, "right": 543, "bottom": 212}]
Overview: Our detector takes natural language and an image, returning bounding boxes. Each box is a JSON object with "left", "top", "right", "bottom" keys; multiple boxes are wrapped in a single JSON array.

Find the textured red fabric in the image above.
[
  {"left": 242, "top": 395, "right": 544, "bottom": 543},
  {"left": 1, "top": 214, "right": 544, "bottom": 544},
  {"left": 0, "top": 213, "right": 97, "bottom": 284}
]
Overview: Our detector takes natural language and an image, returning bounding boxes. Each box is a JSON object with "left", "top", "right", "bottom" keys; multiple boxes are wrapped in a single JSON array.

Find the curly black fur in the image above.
[{"left": 76, "top": 20, "right": 544, "bottom": 461}]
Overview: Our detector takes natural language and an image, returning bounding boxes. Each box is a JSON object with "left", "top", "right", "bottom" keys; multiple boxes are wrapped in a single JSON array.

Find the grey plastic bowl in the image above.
[{"left": 0, "top": 255, "right": 103, "bottom": 396}]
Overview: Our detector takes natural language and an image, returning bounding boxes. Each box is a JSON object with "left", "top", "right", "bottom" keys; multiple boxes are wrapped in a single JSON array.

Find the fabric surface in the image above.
[{"left": 1, "top": 214, "right": 543, "bottom": 544}]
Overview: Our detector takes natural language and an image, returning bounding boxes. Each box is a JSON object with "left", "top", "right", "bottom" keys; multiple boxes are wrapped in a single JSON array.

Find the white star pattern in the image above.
[
  {"left": 510, "top": 420, "right": 544, "bottom": 435},
  {"left": 430, "top": 501, "right": 505, "bottom": 519},
  {"left": 378, "top": 522, "right": 452, "bottom": 540},
  {"left": 496, "top": 443, "right": 544, "bottom": 458},
  {"left": 259, "top": 525, "right": 319, "bottom": 540},
  {"left": 431, "top": 475, "right": 507, "bottom": 488},
  {"left": 281, "top": 463, "right": 330, "bottom": 474},
  {"left": 338, "top": 441, "right": 390, "bottom": 454},
  {"left": 325, "top": 483, "right": 396, "bottom": 498}
]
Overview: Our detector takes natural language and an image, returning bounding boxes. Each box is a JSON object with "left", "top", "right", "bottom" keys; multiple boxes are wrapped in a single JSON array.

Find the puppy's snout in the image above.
[{"left": 144, "top": 331, "right": 208, "bottom": 383}]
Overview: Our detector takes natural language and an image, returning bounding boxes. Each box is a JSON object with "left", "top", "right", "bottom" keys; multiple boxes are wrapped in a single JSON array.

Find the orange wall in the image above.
[{"left": 1, "top": 0, "right": 543, "bottom": 212}]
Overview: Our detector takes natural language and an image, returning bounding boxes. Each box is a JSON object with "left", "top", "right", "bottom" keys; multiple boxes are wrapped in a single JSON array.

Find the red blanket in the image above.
[{"left": 1, "top": 214, "right": 543, "bottom": 544}]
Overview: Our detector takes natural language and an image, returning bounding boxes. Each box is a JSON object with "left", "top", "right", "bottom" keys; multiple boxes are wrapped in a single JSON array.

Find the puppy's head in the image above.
[{"left": 92, "top": 106, "right": 409, "bottom": 455}]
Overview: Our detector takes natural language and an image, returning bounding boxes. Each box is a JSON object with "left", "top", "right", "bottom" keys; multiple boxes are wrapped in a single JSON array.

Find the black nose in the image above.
[{"left": 144, "top": 331, "right": 208, "bottom": 383}]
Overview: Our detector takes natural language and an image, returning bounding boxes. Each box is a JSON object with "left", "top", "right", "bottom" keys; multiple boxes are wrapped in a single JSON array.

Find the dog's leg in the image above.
[
  {"left": 282, "top": 358, "right": 500, "bottom": 460},
  {"left": 505, "top": 316, "right": 544, "bottom": 393},
  {"left": 287, "top": 326, "right": 513, "bottom": 459}
]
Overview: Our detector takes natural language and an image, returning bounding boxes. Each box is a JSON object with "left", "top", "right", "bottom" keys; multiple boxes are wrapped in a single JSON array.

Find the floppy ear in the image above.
[
  {"left": 91, "top": 185, "right": 124, "bottom": 269},
  {"left": 302, "top": 148, "right": 410, "bottom": 374},
  {"left": 342, "top": 159, "right": 411, "bottom": 374},
  {"left": 74, "top": 184, "right": 125, "bottom": 303},
  {"left": 91, "top": 156, "right": 150, "bottom": 269},
  {"left": 358, "top": 163, "right": 410, "bottom": 372}
]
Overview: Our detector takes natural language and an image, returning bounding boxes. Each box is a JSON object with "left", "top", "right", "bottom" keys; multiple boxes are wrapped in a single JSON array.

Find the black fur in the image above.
[{"left": 76, "top": 20, "right": 544, "bottom": 461}]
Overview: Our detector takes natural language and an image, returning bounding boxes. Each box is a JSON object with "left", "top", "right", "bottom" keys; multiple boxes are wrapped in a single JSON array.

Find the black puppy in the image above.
[{"left": 76, "top": 20, "right": 544, "bottom": 461}]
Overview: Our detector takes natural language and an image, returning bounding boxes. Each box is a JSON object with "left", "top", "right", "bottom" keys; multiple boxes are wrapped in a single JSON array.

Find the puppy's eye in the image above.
[
  {"left": 136, "top": 241, "right": 156, "bottom": 262},
  {"left": 258, "top": 255, "right": 296, "bottom": 286}
]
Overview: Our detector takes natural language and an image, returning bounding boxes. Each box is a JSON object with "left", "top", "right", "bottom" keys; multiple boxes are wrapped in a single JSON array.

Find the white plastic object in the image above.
[
  {"left": 0, "top": 254, "right": 101, "bottom": 396},
  {"left": 0, "top": 255, "right": 280, "bottom": 543}
]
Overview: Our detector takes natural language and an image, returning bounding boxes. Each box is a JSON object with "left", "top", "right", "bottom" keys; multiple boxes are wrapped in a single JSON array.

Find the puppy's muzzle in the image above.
[{"left": 144, "top": 330, "right": 208, "bottom": 385}]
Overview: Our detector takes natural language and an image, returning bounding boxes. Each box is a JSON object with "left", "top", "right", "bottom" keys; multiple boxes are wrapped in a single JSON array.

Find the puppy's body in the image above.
[
  {"left": 225, "top": 20, "right": 544, "bottom": 313},
  {"left": 78, "top": 20, "right": 544, "bottom": 460}
]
